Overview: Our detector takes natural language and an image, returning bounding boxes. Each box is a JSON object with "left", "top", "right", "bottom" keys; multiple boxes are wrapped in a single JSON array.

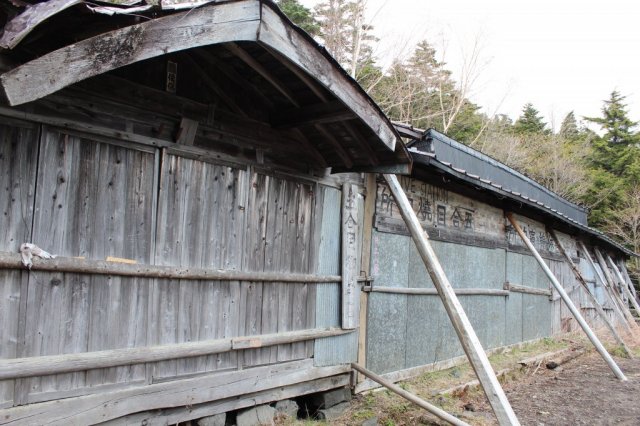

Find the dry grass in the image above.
[{"left": 276, "top": 336, "right": 576, "bottom": 426}]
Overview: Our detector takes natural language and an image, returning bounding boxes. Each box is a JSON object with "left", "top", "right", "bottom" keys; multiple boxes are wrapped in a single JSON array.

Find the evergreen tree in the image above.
[
  {"left": 586, "top": 91, "right": 638, "bottom": 145},
  {"left": 276, "top": 0, "right": 321, "bottom": 36},
  {"left": 559, "top": 111, "right": 580, "bottom": 139},
  {"left": 513, "top": 103, "right": 548, "bottom": 134},
  {"left": 583, "top": 91, "right": 640, "bottom": 228}
]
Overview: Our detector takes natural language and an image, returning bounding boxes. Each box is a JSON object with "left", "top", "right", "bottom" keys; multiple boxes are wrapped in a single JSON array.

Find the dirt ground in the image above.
[
  {"left": 471, "top": 351, "right": 640, "bottom": 425},
  {"left": 279, "top": 333, "right": 640, "bottom": 426}
]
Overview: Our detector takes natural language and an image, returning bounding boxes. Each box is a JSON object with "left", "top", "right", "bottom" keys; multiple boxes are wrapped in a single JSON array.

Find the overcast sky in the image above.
[{"left": 299, "top": 0, "right": 640, "bottom": 130}]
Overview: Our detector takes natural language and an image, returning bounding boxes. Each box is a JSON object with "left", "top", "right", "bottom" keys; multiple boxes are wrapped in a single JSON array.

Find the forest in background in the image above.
[{"left": 278, "top": 0, "right": 640, "bottom": 273}]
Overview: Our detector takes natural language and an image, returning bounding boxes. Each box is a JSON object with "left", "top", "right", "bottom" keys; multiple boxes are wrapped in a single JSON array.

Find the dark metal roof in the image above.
[
  {"left": 412, "top": 129, "right": 588, "bottom": 224},
  {"left": 399, "top": 126, "right": 635, "bottom": 257}
]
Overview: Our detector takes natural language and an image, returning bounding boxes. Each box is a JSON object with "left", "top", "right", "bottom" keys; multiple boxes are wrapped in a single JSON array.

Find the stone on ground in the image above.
[{"left": 236, "top": 404, "right": 276, "bottom": 426}]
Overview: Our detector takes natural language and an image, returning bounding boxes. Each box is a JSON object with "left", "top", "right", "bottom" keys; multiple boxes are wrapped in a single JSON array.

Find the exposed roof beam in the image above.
[
  {"left": 179, "top": 53, "right": 248, "bottom": 118},
  {"left": 192, "top": 48, "right": 274, "bottom": 109},
  {"left": 270, "top": 100, "right": 355, "bottom": 129},
  {"left": 0, "top": 1, "right": 261, "bottom": 105},
  {"left": 224, "top": 42, "right": 301, "bottom": 108},
  {"left": 315, "top": 124, "right": 353, "bottom": 169}
]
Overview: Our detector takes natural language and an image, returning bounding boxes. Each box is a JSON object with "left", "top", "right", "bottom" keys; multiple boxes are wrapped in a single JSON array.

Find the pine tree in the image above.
[
  {"left": 559, "top": 111, "right": 580, "bottom": 139},
  {"left": 276, "top": 0, "right": 321, "bottom": 36},
  {"left": 513, "top": 103, "right": 548, "bottom": 134},
  {"left": 586, "top": 91, "right": 638, "bottom": 145}
]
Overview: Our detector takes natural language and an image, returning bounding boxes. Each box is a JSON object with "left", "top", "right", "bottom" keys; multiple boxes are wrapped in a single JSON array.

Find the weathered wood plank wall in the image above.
[
  {"left": 0, "top": 113, "right": 347, "bottom": 409},
  {"left": 0, "top": 120, "right": 38, "bottom": 408}
]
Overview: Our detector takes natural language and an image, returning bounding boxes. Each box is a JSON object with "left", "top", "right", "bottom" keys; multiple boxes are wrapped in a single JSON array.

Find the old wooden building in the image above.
[
  {"left": 359, "top": 126, "right": 636, "bottom": 390},
  {"left": 0, "top": 1, "right": 637, "bottom": 425},
  {"left": 0, "top": 1, "right": 411, "bottom": 424}
]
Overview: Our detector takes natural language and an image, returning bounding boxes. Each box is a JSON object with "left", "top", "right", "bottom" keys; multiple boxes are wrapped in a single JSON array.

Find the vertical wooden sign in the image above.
[{"left": 342, "top": 182, "right": 360, "bottom": 329}]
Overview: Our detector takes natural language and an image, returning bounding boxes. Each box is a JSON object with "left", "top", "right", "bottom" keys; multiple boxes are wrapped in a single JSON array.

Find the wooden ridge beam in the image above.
[{"left": 507, "top": 213, "right": 626, "bottom": 381}]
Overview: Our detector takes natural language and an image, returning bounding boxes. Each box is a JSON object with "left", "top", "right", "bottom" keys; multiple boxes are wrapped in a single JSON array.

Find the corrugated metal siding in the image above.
[
  {"left": 423, "top": 130, "right": 588, "bottom": 225},
  {"left": 314, "top": 185, "right": 359, "bottom": 366}
]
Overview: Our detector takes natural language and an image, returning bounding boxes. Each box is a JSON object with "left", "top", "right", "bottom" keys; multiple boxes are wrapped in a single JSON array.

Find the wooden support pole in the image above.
[
  {"left": 607, "top": 253, "right": 640, "bottom": 317},
  {"left": 0, "top": 252, "right": 341, "bottom": 283},
  {"left": 0, "top": 327, "right": 351, "bottom": 381},
  {"left": 548, "top": 230, "right": 633, "bottom": 357},
  {"left": 384, "top": 174, "right": 520, "bottom": 426},
  {"left": 593, "top": 247, "right": 638, "bottom": 325},
  {"left": 351, "top": 363, "right": 470, "bottom": 426},
  {"left": 366, "top": 286, "right": 510, "bottom": 296},
  {"left": 506, "top": 213, "right": 626, "bottom": 381},
  {"left": 618, "top": 261, "right": 638, "bottom": 299},
  {"left": 580, "top": 242, "right": 635, "bottom": 330}
]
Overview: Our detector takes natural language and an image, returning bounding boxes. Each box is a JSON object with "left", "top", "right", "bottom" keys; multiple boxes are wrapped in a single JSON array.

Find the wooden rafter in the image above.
[
  {"left": 270, "top": 100, "right": 355, "bottom": 129},
  {"left": 224, "top": 42, "right": 300, "bottom": 108},
  {"left": 315, "top": 124, "right": 353, "bottom": 169},
  {"left": 191, "top": 48, "right": 274, "bottom": 109},
  {"left": 179, "top": 53, "right": 248, "bottom": 118}
]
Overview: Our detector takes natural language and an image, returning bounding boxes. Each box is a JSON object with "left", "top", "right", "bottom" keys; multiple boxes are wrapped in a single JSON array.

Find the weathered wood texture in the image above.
[
  {"left": 17, "top": 128, "right": 156, "bottom": 404},
  {"left": 1, "top": 1, "right": 261, "bottom": 105},
  {"left": 0, "top": 120, "right": 39, "bottom": 408},
  {"left": 0, "top": 117, "right": 333, "bottom": 410},
  {"left": 0, "top": 359, "right": 349, "bottom": 425}
]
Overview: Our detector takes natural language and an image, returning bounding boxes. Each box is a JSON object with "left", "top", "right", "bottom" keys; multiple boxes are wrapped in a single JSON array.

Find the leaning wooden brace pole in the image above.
[
  {"left": 606, "top": 253, "right": 640, "bottom": 317},
  {"left": 548, "top": 230, "right": 633, "bottom": 357},
  {"left": 580, "top": 241, "right": 636, "bottom": 329},
  {"left": 351, "top": 363, "right": 470, "bottom": 426},
  {"left": 384, "top": 174, "right": 520, "bottom": 426},
  {"left": 506, "top": 213, "right": 627, "bottom": 381},
  {"left": 593, "top": 247, "right": 639, "bottom": 325}
]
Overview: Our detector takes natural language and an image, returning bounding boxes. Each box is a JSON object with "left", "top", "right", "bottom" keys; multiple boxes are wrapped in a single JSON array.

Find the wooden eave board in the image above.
[{"left": 0, "top": 0, "right": 409, "bottom": 169}]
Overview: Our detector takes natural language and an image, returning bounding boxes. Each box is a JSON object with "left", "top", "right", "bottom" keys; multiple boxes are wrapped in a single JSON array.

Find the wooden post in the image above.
[
  {"left": 341, "top": 182, "right": 360, "bottom": 329},
  {"left": 357, "top": 174, "right": 377, "bottom": 381},
  {"left": 593, "top": 247, "right": 638, "bottom": 325},
  {"left": 384, "top": 174, "right": 520, "bottom": 426},
  {"left": 548, "top": 230, "right": 633, "bottom": 357},
  {"left": 506, "top": 213, "right": 626, "bottom": 381},
  {"left": 607, "top": 253, "right": 640, "bottom": 317},
  {"left": 579, "top": 242, "right": 635, "bottom": 329},
  {"left": 351, "top": 363, "right": 470, "bottom": 426},
  {"left": 618, "top": 261, "right": 638, "bottom": 300}
]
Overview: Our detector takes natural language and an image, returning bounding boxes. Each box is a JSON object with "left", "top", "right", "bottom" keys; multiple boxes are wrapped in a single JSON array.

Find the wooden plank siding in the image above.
[
  {"left": 19, "top": 128, "right": 156, "bottom": 403},
  {"left": 0, "top": 115, "right": 342, "bottom": 409},
  {"left": 0, "top": 120, "right": 39, "bottom": 408}
]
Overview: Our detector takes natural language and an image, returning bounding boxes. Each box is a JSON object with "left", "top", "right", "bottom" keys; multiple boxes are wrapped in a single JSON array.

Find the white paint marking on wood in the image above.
[
  {"left": 384, "top": 174, "right": 520, "bottom": 426},
  {"left": 341, "top": 182, "right": 360, "bottom": 329},
  {"left": 507, "top": 214, "right": 626, "bottom": 381}
]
